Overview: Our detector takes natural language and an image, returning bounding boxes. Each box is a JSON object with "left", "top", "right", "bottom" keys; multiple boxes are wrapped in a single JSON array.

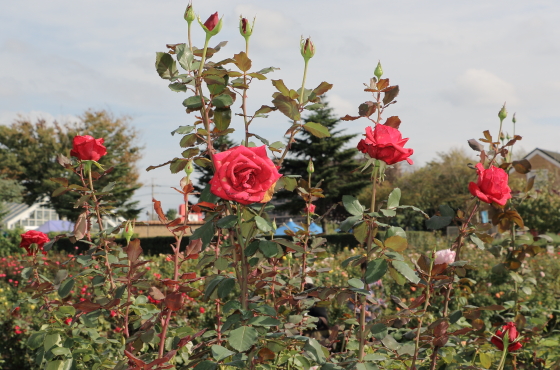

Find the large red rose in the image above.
[
  {"left": 357, "top": 125, "right": 414, "bottom": 165},
  {"left": 468, "top": 163, "right": 511, "bottom": 206},
  {"left": 209, "top": 146, "right": 282, "bottom": 205},
  {"left": 491, "top": 322, "right": 522, "bottom": 352},
  {"left": 70, "top": 135, "right": 107, "bottom": 161},
  {"left": 20, "top": 230, "right": 50, "bottom": 256}
]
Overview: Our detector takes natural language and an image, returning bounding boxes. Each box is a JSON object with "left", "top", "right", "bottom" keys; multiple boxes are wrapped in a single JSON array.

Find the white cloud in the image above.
[{"left": 444, "top": 69, "right": 519, "bottom": 107}]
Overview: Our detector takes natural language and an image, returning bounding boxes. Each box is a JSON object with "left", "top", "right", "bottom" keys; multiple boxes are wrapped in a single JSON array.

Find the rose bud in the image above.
[
  {"left": 374, "top": 61, "right": 383, "bottom": 79},
  {"left": 123, "top": 220, "right": 135, "bottom": 245},
  {"left": 300, "top": 37, "right": 315, "bottom": 61},
  {"left": 434, "top": 249, "right": 456, "bottom": 265},
  {"left": 307, "top": 159, "right": 314, "bottom": 174},
  {"left": 239, "top": 16, "right": 254, "bottom": 40},
  {"left": 498, "top": 103, "right": 508, "bottom": 122},
  {"left": 199, "top": 12, "right": 223, "bottom": 37},
  {"left": 184, "top": 2, "right": 195, "bottom": 24},
  {"left": 491, "top": 322, "right": 522, "bottom": 352}
]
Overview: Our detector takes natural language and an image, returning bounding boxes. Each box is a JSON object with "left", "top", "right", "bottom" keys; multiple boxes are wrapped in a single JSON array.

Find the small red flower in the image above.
[
  {"left": 70, "top": 135, "right": 107, "bottom": 161},
  {"left": 110, "top": 310, "right": 117, "bottom": 318},
  {"left": 305, "top": 204, "right": 316, "bottom": 214},
  {"left": 491, "top": 322, "right": 522, "bottom": 352},
  {"left": 199, "top": 307, "right": 206, "bottom": 314},
  {"left": 64, "top": 318, "right": 72, "bottom": 325},
  {"left": 20, "top": 230, "right": 50, "bottom": 256}
]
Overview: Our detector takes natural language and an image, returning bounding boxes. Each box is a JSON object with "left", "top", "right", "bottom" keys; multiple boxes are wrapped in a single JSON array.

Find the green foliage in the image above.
[
  {"left": 514, "top": 185, "right": 560, "bottom": 233},
  {"left": 0, "top": 110, "right": 143, "bottom": 220},
  {"left": 275, "top": 103, "right": 370, "bottom": 229}
]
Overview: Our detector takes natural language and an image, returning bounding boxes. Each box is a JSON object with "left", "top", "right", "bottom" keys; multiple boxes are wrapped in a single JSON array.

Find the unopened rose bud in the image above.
[
  {"left": 239, "top": 16, "right": 254, "bottom": 40},
  {"left": 307, "top": 159, "right": 314, "bottom": 174},
  {"left": 184, "top": 2, "right": 195, "bottom": 24},
  {"left": 123, "top": 221, "right": 134, "bottom": 245},
  {"left": 198, "top": 12, "right": 223, "bottom": 37},
  {"left": 498, "top": 103, "right": 507, "bottom": 122},
  {"left": 512, "top": 113, "right": 516, "bottom": 124},
  {"left": 185, "top": 159, "right": 194, "bottom": 176},
  {"left": 300, "top": 37, "right": 315, "bottom": 61},
  {"left": 374, "top": 61, "right": 383, "bottom": 79}
]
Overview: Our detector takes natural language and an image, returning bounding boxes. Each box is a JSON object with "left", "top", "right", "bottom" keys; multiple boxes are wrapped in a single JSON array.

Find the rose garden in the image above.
[{"left": 2, "top": 5, "right": 560, "bottom": 370}]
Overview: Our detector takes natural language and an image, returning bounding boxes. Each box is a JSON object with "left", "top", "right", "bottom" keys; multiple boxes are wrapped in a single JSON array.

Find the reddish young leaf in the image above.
[
  {"left": 73, "top": 212, "right": 88, "bottom": 240},
  {"left": 185, "top": 238, "right": 203, "bottom": 256},
  {"left": 149, "top": 287, "right": 165, "bottom": 300},
  {"left": 73, "top": 300, "right": 102, "bottom": 313},
  {"left": 152, "top": 198, "right": 168, "bottom": 223},
  {"left": 125, "top": 239, "right": 143, "bottom": 263},
  {"left": 340, "top": 115, "right": 361, "bottom": 121},
  {"left": 165, "top": 292, "right": 184, "bottom": 311},
  {"left": 384, "top": 116, "right": 401, "bottom": 129}
]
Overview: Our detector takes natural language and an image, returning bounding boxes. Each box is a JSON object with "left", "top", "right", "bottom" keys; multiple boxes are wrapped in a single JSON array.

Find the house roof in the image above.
[{"left": 525, "top": 148, "right": 560, "bottom": 168}]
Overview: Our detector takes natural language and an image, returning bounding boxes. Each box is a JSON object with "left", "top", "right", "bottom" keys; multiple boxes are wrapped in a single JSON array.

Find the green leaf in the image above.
[
  {"left": 247, "top": 316, "right": 281, "bottom": 327},
  {"left": 200, "top": 183, "right": 220, "bottom": 204},
  {"left": 303, "top": 338, "right": 327, "bottom": 365},
  {"left": 381, "top": 334, "right": 401, "bottom": 351},
  {"left": 155, "top": 52, "right": 178, "bottom": 79},
  {"left": 303, "top": 122, "right": 331, "bottom": 138},
  {"left": 259, "top": 240, "right": 279, "bottom": 258},
  {"left": 365, "top": 259, "right": 388, "bottom": 284},
  {"left": 340, "top": 215, "right": 362, "bottom": 232},
  {"left": 44, "top": 333, "right": 61, "bottom": 351},
  {"left": 272, "top": 95, "right": 300, "bottom": 121},
  {"left": 371, "top": 323, "right": 388, "bottom": 340},
  {"left": 168, "top": 82, "right": 187, "bottom": 92},
  {"left": 479, "top": 352, "right": 492, "bottom": 369},
  {"left": 183, "top": 96, "right": 205, "bottom": 110},
  {"left": 218, "top": 278, "right": 235, "bottom": 299},
  {"left": 58, "top": 278, "right": 75, "bottom": 298},
  {"left": 385, "top": 236, "right": 407, "bottom": 252},
  {"left": 254, "top": 216, "right": 273, "bottom": 233},
  {"left": 205, "top": 275, "right": 225, "bottom": 298},
  {"left": 439, "top": 204, "right": 455, "bottom": 218},
  {"left": 228, "top": 326, "right": 258, "bottom": 352},
  {"left": 348, "top": 278, "right": 364, "bottom": 289},
  {"left": 191, "top": 220, "right": 215, "bottom": 249},
  {"left": 217, "top": 215, "right": 237, "bottom": 228},
  {"left": 176, "top": 43, "right": 194, "bottom": 71},
  {"left": 193, "top": 361, "right": 218, "bottom": 370},
  {"left": 46, "top": 361, "right": 64, "bottom": 370},
  {"left": 391, "top": 261, "right": 419, "bottom": 284},
  {"left": 171, "top": 125, "right": 195, "bottom": 136},
  {"left": 170, "top": 158, "right": 189, "bottom": 174},
  {"left": 233, "top": 51, "right": 252, "bottom": 72},
  {"left": 425, "top": 215, "right": 452, "bottom": 230},
  {"left": 51, "top": 347, "right": 71, "bottom": 356},
  {"left": 257, "top": 67, "right": 279, "bottom": 74},
  {"left": 27, "top": 332, "right": 46, "bottom": 350},
  {"left": 313, "top": 81, "right": 333, "bottom": 96},
  {"left": 342, "top": 195, "right": 365, "bottom": 216},
  {"left": 470, "top": 234, "right": 485, "bottom": 250},
  {"left": 21, "top": 267, "right": 33, "bottom": 280},
  {"left": 387, "top": 188, "right": 401, "bottom": 209},
  {"left": 212, "top": 94, "right": 234, "bottom": 108},
  {"left": 211, "top": 345, "right": 235, "bottom": 362},
  {"left": 353, "top": 222, "right": 368, "bottom": 243},
  {"left": 271, "top": 79, "right": 290, "bottom": 96},
  {"left": 179, "top": 134, "right": 197, "bottom": 148},
  {"left": 214, "top": 108, "right": 232, "bottom": 131},
  {"left": 182, "top": 147, "right": 200, "bottom": 159}
]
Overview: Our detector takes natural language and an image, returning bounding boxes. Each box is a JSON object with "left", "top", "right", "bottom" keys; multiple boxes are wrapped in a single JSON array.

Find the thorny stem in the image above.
[
  {"left": 216, "top": 299, "right": 222, "bottom": 344},
  {"left": 442, "top": 200, "right": 480, "bottom": 317},
  {"left": 158, "top": 310, "right": 172, "bottom": 358},
  {"left": 358, "top": 164, "right": 379, "bottom": 362},
  {"left": 410, "top": 247, "right": 436, "bottom": 369},
  {"left": 242, "top": 39, "right": 250, "bottom": 145},
  {"left": 196, "top": 36, "right": 215, "bottom": 167},
  {"left": 237, "top": 208, "right": 249, "bottom": 310},
  {"left": 429, "top": 348, "right": 439, "bottom": 370}
]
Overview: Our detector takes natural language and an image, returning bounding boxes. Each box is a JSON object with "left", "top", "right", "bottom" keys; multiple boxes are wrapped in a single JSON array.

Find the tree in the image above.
[
  {"left": 0, "top": 110, "right": 144, "bottom": 220},
  {"left": 275, "top": 102, "right": 370, "bottom": 231},
  {"left": 0, "top": 176, "right": 24, "bottom": 220}
]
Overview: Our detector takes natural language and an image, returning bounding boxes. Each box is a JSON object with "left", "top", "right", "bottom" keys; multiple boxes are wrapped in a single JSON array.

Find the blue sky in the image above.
[{"left": 2, "top": 0, "right": 560, "bottom": 217}]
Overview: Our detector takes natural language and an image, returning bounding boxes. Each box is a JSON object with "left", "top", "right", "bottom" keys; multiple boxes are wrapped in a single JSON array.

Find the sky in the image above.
[{"left": 2, "top": 0, "right": 560, "bottom": 218}]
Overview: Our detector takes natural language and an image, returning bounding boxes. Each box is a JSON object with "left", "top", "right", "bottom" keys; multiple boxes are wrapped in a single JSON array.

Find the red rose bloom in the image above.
[
  {"left": 468, "top": 163, "right": 511, "bottom": 206},
  {"left": 305, "top": 204, "right": 316, "bottom": 214},
  {"left": 20, "top": 230, "right": 50, "bottom": 256},
  {"left": 357, "top": 125, "right": 414, "bottom": 165},
  {"left": 209, "top": 146, "right": 282, "bottom": 205},
  {"left": 204, "top": 12, "right": 219, "bottom": 31},
  {"left": 491, "top": 322, "right": 522, "bottom": 352},
  {"left": 70, "top": 135, "right": 107, "bottom": 161},
  {"left": 199, "top": 307, "right": 205, "bottom": 314}
]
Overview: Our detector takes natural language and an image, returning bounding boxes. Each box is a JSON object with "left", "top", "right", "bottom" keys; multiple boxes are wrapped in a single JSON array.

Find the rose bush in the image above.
[
  {"left": 69, "top": 134, "right": 107, "bottom": 161},
  {"left": 357, "top": 124, "right": 414, "bottom": 165},
  {"left": 19, "top": 230, "right": 49, "bottom": 256},
  {"left": 469, "top": 162, "right": 512, "bottom": 205},
  {"left": 209, "top": 145, "right": 282, "bottom": 205}
]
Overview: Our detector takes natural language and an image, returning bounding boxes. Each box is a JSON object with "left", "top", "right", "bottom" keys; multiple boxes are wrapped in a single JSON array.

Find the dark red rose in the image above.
[
  {"left": 491, "top": 322, "right": 522, "bottom": 351},
  {"left": 204, "top": 12, "right": 219, "bottom": 31},
  {"left": 70, "top": 135, "right": 107, "bottom": 161},
  {"left": 357, "top": 124, "right": 413, "bottom": 165},
  {"left": 20, "top": 230, "right": 50, "bottom": 256},
  {"left": 241, "top": 18, "right": 248, "bottom": 33},
  {"left": 209, "top": 146, "right": 282, "bottom": 205},
  {"left": 468, "top": 163, "right": 511, "bottom": 206}
]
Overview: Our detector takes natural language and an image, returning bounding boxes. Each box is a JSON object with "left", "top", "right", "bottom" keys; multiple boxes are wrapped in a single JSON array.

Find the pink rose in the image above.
[
  {"left": 434, "top": 249, "right": 456, "bottom": 265},
  {"left": 305, "top": 204, "right": 316, "bottom": 214},
  {"left": 70, "top": 135, "right": 107, "bottom": 161},
  {"left": 20, "top": 230, "right": 50, "bottom": 256},
  {"left": 209, "top": 146, "right": 282, "bottom": 205},
  {"left": 468, "top": 163, "right": 512, "bottom": 206},
  {"left": 357, "top": 125, "right": 413, "bottom": 165}
]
